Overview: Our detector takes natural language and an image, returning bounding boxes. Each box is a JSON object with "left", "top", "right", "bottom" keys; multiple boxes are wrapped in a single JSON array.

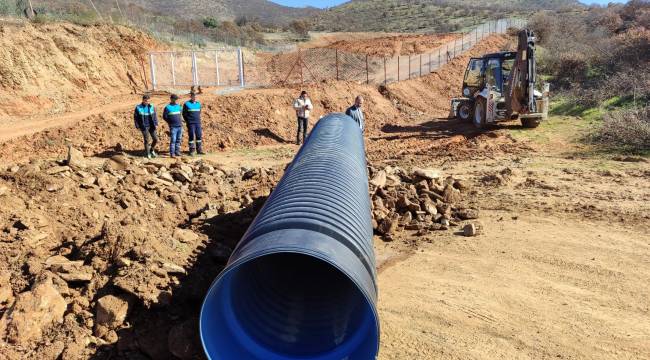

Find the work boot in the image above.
[
  {"left": 146, "top": 153, "right": 152, "bottom": 159},
  {"left": 151, "top": 150, "right": 158, "bottom": 158},
  {"left": 189, "top": 151, "right": 196, "bottom": 157}
]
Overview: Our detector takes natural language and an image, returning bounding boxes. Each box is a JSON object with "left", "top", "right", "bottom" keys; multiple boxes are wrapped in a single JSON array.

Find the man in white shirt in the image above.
[{"left": 293, "top": 90, "right": 313, "bottom": 145}]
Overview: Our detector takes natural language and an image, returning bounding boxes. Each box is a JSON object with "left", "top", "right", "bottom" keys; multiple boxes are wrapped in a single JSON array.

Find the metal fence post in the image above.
[
  {"left": 419, "top": 54, "right": 422, "bottom": 77},
  {"left": 383, "top": 57, "right": 387, "bottom": 85},
  {"left": 397, "top": 56, "right": 400, "bottom": 82},
  {"left": 438, "top": 47, "right": 441, "bottom": 69},
  {"left": 149, "top": 53, "right": 157, "bottom": 91},
  {"left": 215, "top": 51, "right": 221, "bottom": 86},
  {"left": 335, "top": 49, "right": 340, "bottom": 81},
  {"left": 237, "top": 47, "right": 245, "bottom": 87},
  {"left": 408, "top": 55, "right": 411, "bottom": 80},
  {"left": 428, "top": 52, "right": 431, "bottom": 73},
  {"left": 170, "top": 53, "right": 176, "bottom": 87},
  {"left": 366, "top": 55, "right": 369, "bottom": 84},
  {"left": 461, "top": 35, "right": 464, "bottom": 51}
]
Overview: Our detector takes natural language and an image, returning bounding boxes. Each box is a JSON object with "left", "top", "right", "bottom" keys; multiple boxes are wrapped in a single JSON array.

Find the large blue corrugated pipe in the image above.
[{"left": 200, "top": 113, "right": 379, "bottom": 359}]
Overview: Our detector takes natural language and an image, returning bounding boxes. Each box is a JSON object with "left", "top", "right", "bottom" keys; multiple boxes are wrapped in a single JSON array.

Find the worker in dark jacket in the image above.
[
  {"left": 345, "top": 95, "right": 365, "bottom": 131},
  {"left": 163, "top": 94, "right": 183, "bottom": 158},
  {"left": 134, "top": 94, "right": 159, "bottom": 158},
  {"left": 182, "top": 92, "right": 204, "bottom": 155}
]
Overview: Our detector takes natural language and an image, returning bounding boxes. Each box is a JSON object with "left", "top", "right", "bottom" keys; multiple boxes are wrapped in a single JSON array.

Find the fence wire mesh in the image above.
[{"left": 147, "top": 18, "right": 526, "bottom": 91}]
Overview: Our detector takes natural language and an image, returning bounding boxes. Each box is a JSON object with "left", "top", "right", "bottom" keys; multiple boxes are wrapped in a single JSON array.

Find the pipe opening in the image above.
[{"left": 200, "top": 253, "right": 378, "bottom": 359}]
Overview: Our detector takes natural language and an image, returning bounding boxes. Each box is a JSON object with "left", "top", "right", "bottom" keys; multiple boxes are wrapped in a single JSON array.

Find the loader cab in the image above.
[{"left": 462, "top": 51, "right": 517, "bottom": 99}]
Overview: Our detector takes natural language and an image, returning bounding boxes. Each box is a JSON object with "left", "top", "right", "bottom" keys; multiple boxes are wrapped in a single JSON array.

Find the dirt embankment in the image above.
[
  {"left": 0, "top": 21, "right": 156, "bottom": 119},
  {"left": 323, "top": 33, "right": 460, "bottom": 57}
]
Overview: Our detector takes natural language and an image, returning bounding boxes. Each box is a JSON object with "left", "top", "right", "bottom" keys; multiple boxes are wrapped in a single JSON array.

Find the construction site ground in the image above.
[{"left": 0, "top": 22, "right": 648, "bottom": 360}]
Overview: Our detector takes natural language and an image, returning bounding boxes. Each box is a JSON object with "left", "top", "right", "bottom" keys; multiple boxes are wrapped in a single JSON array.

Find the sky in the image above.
[{"left": 271, "top": 0, "right": 628, "bottom": 8}]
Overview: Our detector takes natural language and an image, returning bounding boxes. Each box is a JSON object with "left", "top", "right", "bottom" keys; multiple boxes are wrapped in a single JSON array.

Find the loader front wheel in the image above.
[
  {"left": 521, "top": 117, "right": 541, "bottom": 128},
  {"left": 457, "top": 100, "right": 473, "bottom": 123}
]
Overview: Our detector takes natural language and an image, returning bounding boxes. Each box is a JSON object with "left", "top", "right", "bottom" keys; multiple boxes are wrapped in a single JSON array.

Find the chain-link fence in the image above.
[
  {"left": 148, "top": 48, "right": 244, "bottom": 90},
  {"left": 147, "top": 18, "right": 526, "bottom": 91}
]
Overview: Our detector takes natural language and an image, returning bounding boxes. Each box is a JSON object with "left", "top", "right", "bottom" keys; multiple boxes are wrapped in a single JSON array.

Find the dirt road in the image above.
[
  {"left": 0, "top": 94, "right": 142, "bottom": 143},
  {"left": 378, "top": 214, "right": 650, "bottom": 359}
]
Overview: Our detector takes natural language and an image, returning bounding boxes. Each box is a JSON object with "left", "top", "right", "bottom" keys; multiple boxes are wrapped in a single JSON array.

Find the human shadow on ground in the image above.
[{"left": 253, "top": 128, "right": 288, "bottom": 144}]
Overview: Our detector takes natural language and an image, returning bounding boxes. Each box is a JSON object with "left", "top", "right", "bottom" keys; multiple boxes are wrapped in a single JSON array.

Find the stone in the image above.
[
  {"left": 159, "top": 171, "right": 174, "bottom": 183},
  {"left": 369, "top": 170, "right": 387, "bottom": 188},
  {"left": 0, "top": 277, "right": 66, "bottom": 345},
  {"left": 464, "top": 223, "right": 478, "bottom": 237},
  {"left": 116, "top": 258, "right": 131, "bottom": 267},
  {"left": 399, "top": 212, "right": 413, "bottom": 225},
  {"left": 47, "top": 166, "right": 71, "bottom": 175},
  {"left": 457, "top": 208, "right": 480, "bottom": 220},
  {"left": 396, "top": 195, "right": 410, "bottom": 210},
  {"left": 422, "top": 199, "right": 438, "bottom": 216},
  {"left": 442, "top": 184, "right": 462, "bottom": 204},
  {"left": 167, "top": 194, "right": 183, "bottom": 207},
  {"left": 96, "top": 295, "right": 129, "bottom": 329},
  {"left": 46, "top": 183, "right": 62, "bottom": 192},
  {"left": 96, "top": 173, "right": 113, "bottom": 189},
  {"left": 453, "top": 179, "right": 472, "bottom": 192},
  {"left": 412, "top": 168, "right": 442, "bottom": 180},
  {"left": 106, "top": 154, "right": 131, "bottom": 171},
  {"left": 66, "top": 146, "right": 87, "bottom": 168},
  {"left": 407, "top": 202, "right": 421, "bottom": 213},
  {"left": 377, "top": 213, "right": 400, "bottom": 236},
  {"left": 45, "top": 255, "right": 93, "bottom": 282},
  {"left": 10, "top": 165, "right": 20, "bottom": 173},
  {"left": 373, "top": 197, "right": 385, "bottom": 211},
  {"left": 80, "top": 176, "right": 97, "bottom": 188},
  {"left": 0, "top": 186, "right": 7, "bottom": 197},
  {"left": 173, "top": 229, "right": 199, "bottom": 244},
  {"left": 386, "top": 174, "right": 401, "bottom": 187},
  {"left": 161, "top": 262, "right": 186, "bottom": 275},
  {"left": 172, "top": 169, "right": 192, "bottom": 183}
]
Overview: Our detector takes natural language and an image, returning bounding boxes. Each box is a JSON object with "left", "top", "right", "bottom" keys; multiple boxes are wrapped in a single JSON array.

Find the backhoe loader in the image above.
[{"left": 451, "top": 29, "right": 548, "bottom": 128}]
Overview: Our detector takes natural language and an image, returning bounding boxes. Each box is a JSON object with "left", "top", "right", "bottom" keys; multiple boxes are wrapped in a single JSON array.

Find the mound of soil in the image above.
[
  {"left": 323, "top": 33, "right": 460, "bottom": 57},
  {"left": 0, "top": 21, "right": 157, "bottom": 119},
  {"left": 0, "top": 148, "right": 280, "bottom": 359}
]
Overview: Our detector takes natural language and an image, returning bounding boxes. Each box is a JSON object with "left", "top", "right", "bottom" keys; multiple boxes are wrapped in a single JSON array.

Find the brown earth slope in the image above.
[{"left": 0, "top": 21, "right": 155, "bottom": 119}]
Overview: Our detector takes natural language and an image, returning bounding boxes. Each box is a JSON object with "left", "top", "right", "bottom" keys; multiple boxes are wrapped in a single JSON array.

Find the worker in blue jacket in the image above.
[
  {"left": 133, "top": 94, "right": 159, "bottom": 159},
  {"left": 182, "top": 92, "right": 205, "bottom": 155},
  {"left": 163, "top": 94, "right": 183, "bottom": 158}
]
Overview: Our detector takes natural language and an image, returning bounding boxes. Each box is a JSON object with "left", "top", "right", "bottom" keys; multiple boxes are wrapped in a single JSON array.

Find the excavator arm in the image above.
[{"left": 506, "top": 29, "right": 538, "bottom": 116}]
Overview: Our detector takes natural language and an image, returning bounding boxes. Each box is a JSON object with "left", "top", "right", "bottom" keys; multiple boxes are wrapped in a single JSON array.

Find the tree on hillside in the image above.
[{"left": 290, "top": 20, "right": 311, "bottom": 37}]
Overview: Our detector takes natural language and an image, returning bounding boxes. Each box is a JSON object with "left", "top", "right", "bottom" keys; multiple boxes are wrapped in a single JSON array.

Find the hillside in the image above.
[
  {"left": 0, "top": 21, "right": 156, "bottom": 119},
  {"left": 311, "top": 0, "right": 582, "bottom": 32},
  {"left": 32, "top": 0, "right": 321, "bottom": 25}
]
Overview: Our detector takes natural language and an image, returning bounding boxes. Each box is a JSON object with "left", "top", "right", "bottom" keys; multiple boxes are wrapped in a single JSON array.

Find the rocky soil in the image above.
[{"left": 0, "top": 147, "right": 279, "bottom": 359}]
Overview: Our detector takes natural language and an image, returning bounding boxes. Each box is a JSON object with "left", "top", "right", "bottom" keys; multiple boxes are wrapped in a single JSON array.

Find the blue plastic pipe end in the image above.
[
  {"left": 199, "top": 114, "right": 379, "bottom": 359},
  {"left": 200, "top": 251, "right": 378, "bottom": 359}
]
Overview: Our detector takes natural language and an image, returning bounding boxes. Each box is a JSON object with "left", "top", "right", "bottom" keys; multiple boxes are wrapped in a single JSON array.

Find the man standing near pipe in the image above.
[
  {"left": 293, "top": 90, "right": 313, "bottom": 145},
  {"left": 134, "top": 94, "right": 159, "bottom": 159},
  {"left": 183, "top": 92, "right": 205, "bottom": 156},
  {"left": 163, "top": 94, "right": 183, "bottom": 158},
  {"left": 345, "top": 95, "right": 365, "bottom": 131}
]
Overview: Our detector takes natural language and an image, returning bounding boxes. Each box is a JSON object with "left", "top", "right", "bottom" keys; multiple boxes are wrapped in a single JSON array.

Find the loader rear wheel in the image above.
[
  {"left": 457, "top": 100, "right": 473, "bottom": 123},
  {"left": 473, "top": 98, "right": 486, "bottom": 129},
  {"left": 521, "top": 117, "right": 541, "bottom": 128}
]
